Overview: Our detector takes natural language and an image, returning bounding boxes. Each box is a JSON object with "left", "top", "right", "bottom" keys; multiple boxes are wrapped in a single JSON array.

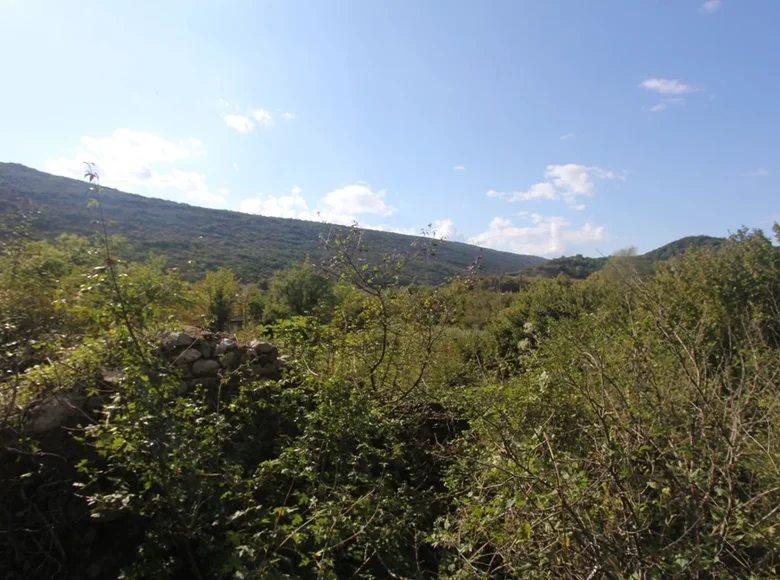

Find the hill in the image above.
[
  {"left": 516, "top": 236, "right": 726, "bottom": 280},
  {"left": 642, "top": 235, "right": 724, "bottom": 262},
  {"left": 0, "top": 162, "right": 545, "bottom": 283}
]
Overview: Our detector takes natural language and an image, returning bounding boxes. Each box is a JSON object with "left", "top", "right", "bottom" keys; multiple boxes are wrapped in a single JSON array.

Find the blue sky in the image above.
[{"left": 1, "top": 0, "right": 778, "bottom": 257}]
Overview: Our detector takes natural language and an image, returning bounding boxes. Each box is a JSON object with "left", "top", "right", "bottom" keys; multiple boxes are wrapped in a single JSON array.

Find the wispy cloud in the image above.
[
  {"left": 639, "top": 78, "right": 699, "bottom": 95},
  {"left": 222, "top": 114, "right": 254, "bottom": 133},
  {"left": 322, "top": 184, "right": 394, "bottom": 216},
  {"left": 748, "top": 168, "right": 770, "bottom": 177},
  {"left": 240, "top": 183, "right": 395, "bottom": 227},
  {"left": 233, "top": 162, "right": 239, "bottom": 172},
  {"left": 453, "top": 165, "right": 466, "bottom": 171},
  {"left": 560, "top": 132, "right": 576, "bottom": 141},
  {"left": 650, "top": 97, "right": 686, "bottom": 113},
  {"left": 702, "top": 0, "right": 721, "bottom": 13},
  {"left": 282, "top": 112, "right": 296, "bottom": 121},
  {"left": 488, "top": 164, "right": 623, "bottom": 210},
  {"left": 239, "top": 185, "right": 309, "bottom": 218},
  {"left": 252, "top": 109, "right": 273, "bottom": 125},
  {"left": 42, "top": 129, "right": 226, "bottom": 206},
  {"left": 468, "top": 213, "right": 605, "bottom": 256}
]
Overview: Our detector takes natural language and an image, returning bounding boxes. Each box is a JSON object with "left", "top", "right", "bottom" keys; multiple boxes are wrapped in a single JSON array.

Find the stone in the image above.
[
  {"left": 163, "top": 331, "right": 196, "bottom": 349},
  {"left": 251, "top": 362, "right": 281, "bottom": 381},
  {"left": 252, "top": 341, "right": 278, "bottom": 359},
  {"left": 220, "top": 351, "right": 239, "bottom": 368},
  {"left": 192, "top": 359, "right": 220, "bottom": 376},
  {"left": 189, "top": 377, "right": 221, "bottom": 390},
  {"left": 197, "top": 340, "right": 211, "bottom": 358},
  {"left": 27, "top": 391, "right": 86, "bottom": 433},
  {"left": 177, "top": 381, "right": 189, "bottom": 395},
  {"left": 175, "top": 348, "right": 202, "bottom": 366},
  {"left": 215, "top": 338, "right": 236, "bottom": 356},
  {"left": 101, "top": 368, "right": 122, "bottom": 383}
]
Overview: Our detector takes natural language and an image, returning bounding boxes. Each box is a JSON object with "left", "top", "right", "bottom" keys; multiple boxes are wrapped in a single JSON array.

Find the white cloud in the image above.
[
  {"left": 748, "top": 168, "right": 770, "bottom": 177},
  {"left": 488, "top": 182, "right": 558, "bottom": 202},
  {"left": 223, "top": 114, "right": 254, "bottom": 133},
  {"left": 240, "top": 185, "right": 309, "bottom": 219},
  {"left": 432, "top": 219, "right": 457, "bottom": 239},
  {"left": 545, "top": 163, "right": 621, "bottom": 206},
  {"left": 252, "top": 109, "right": 273, "bottom": 125},
  {"left": 560, "top": 132, "right": 576, "bottom": 141},
  {"left": 453, "top": 165, "right": 466, "bottom": 171},
  {"left": 639, "top": 78, "right": 699, "bottom": 95},
  {"left": 322, "top": 184, "right": 395, "bottom": 216},
  {"left": 282, "top": 112, "right": 296, "bottom": 121},
  {"left": 487, "top": 164, "right": 621, "bottom": 210},
  {"left": 154, "top": 169, "right": 227, "bottom": 205},
  {"left": 468, "top": 213, "right": 605, "bottom": 256},
  {"left": 649, "top": 97, "right": 686, "bottom": 113},
  {"left": 702, "top": 0, "right": 721, "bottom": 13},
  {"left": 240, "top": 183, "right": 395, "bottom": 226},
  {"left": 233, "top": 162, "right": 239, "bottom": 171},
  {"left": 42, "top": 129, "right": 226, "bottom": 205}
]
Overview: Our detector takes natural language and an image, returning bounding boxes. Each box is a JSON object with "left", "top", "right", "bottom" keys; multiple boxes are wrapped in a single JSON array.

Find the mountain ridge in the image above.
[{"left": 0, "top": 162, "right": 545, "bottom": 282}]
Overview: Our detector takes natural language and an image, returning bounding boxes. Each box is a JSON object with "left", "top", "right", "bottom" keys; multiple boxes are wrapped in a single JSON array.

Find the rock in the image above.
[
  {"left": 27, "top": 391, "right": 86, "bottom": 433},
  {"left": 192, "top": 359, "right": 220, "bottom": 376},
  {"left": 197, "top": 340, "right": 211, "bottom": 358},
  {"left": 163, "top": 331, "right": 196, "bottom": 349},
  {"left": 251, "top": 362, "right": 281, "bottom": 381},
  {"left": 175, "top": 348, "right": 202, "bottom": 366},
  {"left": 177, "top": 381, "right": 189, "bottom": 395},
  {"left": 215, "top": 338, "right": 236, "bottom": 356},
  {"left": 220, "top": 351, "right": 239, "bottom": 368},
  {"left": 252, "top": 341, "right": 278, "bottom": 359},
  {"left": 101, "top": 368, "right": 122, "bottom": 383},
  {"left": 189, "top": 377, "right": 221, "bottom": 390}
]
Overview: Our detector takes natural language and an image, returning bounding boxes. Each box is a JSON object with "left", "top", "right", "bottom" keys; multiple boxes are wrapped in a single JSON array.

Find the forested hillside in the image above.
[
  {"left": 1, "top": 170, "right": 779, "bottom": 578},
  {"left": 518, "top": 235, "right": 725, "bottom": 280},
  {"left": 0, "top": 162, "right": 545, "bottom": 283}
]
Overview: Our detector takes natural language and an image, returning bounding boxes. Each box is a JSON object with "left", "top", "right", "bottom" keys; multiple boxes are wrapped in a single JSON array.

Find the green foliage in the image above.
[
  {"left": 2, "top": 169, "right": 778, "bottom": 579},
  {"left": 194, "top": 268, "right": 240, "bottom": 331},
  {"left": 436, "top": 226, "right": 780, "bottom": 578},
  {"left": 264, "top": 261, "right": 335, "bottom": 322}
]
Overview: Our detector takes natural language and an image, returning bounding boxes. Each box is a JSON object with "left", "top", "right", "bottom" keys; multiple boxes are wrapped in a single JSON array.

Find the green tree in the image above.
[
  {"left": 264, "top": 261, "right": 334, "bottom": 321},
  {"left": 194, "top": 268, "right": 239, "bottom": 331}
]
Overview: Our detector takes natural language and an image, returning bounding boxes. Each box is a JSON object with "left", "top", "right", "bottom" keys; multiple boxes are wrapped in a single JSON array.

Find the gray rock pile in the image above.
[
  {"left": 24, "top": 329, "right": 285, "bottom": 433},
  {"left": 160, "top": 329, "right": 285, "bottom": 392}
]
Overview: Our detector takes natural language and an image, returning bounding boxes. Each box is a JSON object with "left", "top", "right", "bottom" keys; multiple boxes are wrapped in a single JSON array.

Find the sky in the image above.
[{"left": 0, "top": 0, "right": 778, "bottom": 257}]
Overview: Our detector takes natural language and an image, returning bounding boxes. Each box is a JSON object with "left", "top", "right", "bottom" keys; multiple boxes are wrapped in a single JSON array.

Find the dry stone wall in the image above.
[
  {"left": 24, "top": 329, "right": 285, "bottom": 433},
  {"left": 160, "top": 329, "right": 286, "bottom": 392}
]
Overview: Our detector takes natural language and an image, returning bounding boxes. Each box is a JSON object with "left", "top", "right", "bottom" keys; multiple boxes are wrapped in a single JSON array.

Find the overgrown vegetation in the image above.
[{"left": 1, "top": 169, "right": 778, "bottom": 578}]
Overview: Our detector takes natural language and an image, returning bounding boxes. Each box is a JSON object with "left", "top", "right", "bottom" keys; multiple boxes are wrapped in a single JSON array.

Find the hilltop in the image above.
[
  {"left": 0, "top": 163, "right": 545, "bottom": 283},
  {"left": 516, "top": 235, "right": 725, "bottom": 280}
]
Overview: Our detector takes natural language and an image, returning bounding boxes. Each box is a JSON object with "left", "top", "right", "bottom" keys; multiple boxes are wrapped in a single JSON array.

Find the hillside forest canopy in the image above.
[{"left": 1, "top": 168, "right": 779, "bottom": 579}]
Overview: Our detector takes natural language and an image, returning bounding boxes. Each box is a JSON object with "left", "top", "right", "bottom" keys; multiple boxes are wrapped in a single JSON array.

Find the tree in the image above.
[
  {"left": 264, "top": 262, "right": 334, "bottom": 321},
  {"left": 194, "top": 268, "right": 239, "bottom": 331}
]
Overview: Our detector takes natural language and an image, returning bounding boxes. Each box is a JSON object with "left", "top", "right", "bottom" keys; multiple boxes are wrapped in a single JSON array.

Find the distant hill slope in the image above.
[
  {"left": 517, "top": 235, "right": 726, "bottom": 280},
  {"left": 641, "top": 235, "right": 724, "bottom": 262},
  {"left": 0, "top": 163, "right": 545, "bottom": 283}
]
